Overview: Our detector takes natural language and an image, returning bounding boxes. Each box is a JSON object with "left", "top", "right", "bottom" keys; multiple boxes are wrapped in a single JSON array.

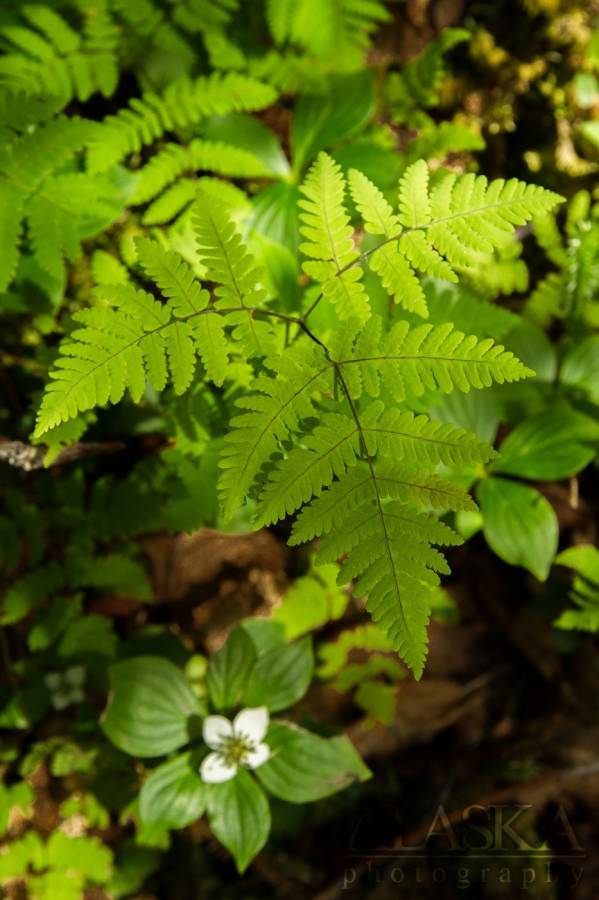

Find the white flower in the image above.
[
  {"left": 200, "top": 706, "right": 271, "bottom": 784},
  {"left": 44, "top": 666, "right": 85, "bottom": 710}
]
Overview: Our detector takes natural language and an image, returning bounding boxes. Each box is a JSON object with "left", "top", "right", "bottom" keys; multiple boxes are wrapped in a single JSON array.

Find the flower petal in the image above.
[
  {"left": 65, "top": 666, "right": 85, "bottom": 687},
  {"left": 200, "top": 752, "right": 237, "bottom": 784},
  {"left": 51, "top": 692, "right": 71, "bottom": 711},
  {"left": 233, "top": 707, "right": 269, "bottom": 744},
  {"left": 202, "top": 715, "right": 234, "bottom": 750},
  {"left": 44, "top": 672, "right": 61, "bottom": 691},
  {"left": 245, "top": 741, "right": 271, "bottom": 770}
]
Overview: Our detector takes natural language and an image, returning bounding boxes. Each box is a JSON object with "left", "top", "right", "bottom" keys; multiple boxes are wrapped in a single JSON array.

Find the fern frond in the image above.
[
  {"left": 218, "top": 343, "right": 333, "bottom": 521},
  {"left": 349, "top": 160, "right": 560, "bottom": 317},
  {"left": 142, "top": 178, "right": 198, "bottom": 225},
  {"left": 256, "top": 401, "right": 494, "bottom": 526},
  {"left": 403, "top": 121, "right": 485, "bottom": 168},
  {"left": 309, "top": 467, "right": 467, "bottom": 677},
  {"left": 359, "top": 401, "right": 496, "bottom": 465},
  {"left": 386, "top": 28, "right": 470, "bottom": 123},
  {"left": 268, "top": 0, "right": 390, "bottom": 67},
  {"left": 136, "top": 236, "right": 230, "bottom": 385},
  {"left": 291, "top": 461, "right": 466, "bottom": 676},
  {"left": 87, "top": 73, "right": 277, "bottom": 172},
  {"left": 299, "top": 152, "right": 370, "bottom": 323},
  {"left": 33, "top": 241, "right": 229, "bottom": 436},
  {"left": 290, "top": 463, "right": 474, "bottom": 545},
  {"left": 337, "top": 315, "right": 533, "bottom": 402},
  {"left": 423, "top": 280, "right": 519, "bottom": 339},
  {"left": 0, "top": 116, "right": 121, "bottom": 291},
  {"left": 136, "top": 238, "right": 209, "bottom": 316},
  {"left": 256, "top": 413, "right": 361, "bottom": 525},
  {"left": 193, "top": 190, "right": 275, "bottom": 358},
  {"left": 0, "top": 4, "right": 118, "bottom": 102},
  {"left": 132, "top": 139, "right": 270, "bottom": 206}
]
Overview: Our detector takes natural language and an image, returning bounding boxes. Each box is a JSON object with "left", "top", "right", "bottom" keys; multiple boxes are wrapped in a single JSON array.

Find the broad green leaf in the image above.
[
  {"left": 251, "top": 182, "right": 301, "bottom": 252},
  {"left": 478, "top": 477, "right": 558, "bottom": 580},
  {"left": 492, "top": 410, "right": 598, "bottom": 480},
  {"left": 202, "top": 113, "right": 290, "bottom": 177},
  {"left": 28, "top": 597, "right": 82, "bottom": 651},
  {"left": 238, "top": 619, "right": 286, "bottom": 656},
  {"left": 206, "top": 627, "right": 257, "bottom": 711},
  {"left": 206, "top": 768, "right": 270, "bottom": 873},
  {"left": 503, "top": 319, "right": 557, "bottom": 382},
  {"left": 139, "top": 752, "right": 206, "bottom": 828},
  {"left": 257, "top": 721, "right": 370, "bottom": 802},
  {"left": 1, "top": 563, "right": 65, "bottom": 625},
  {"left": 291, "top": 70, "right": 374, "bottom": 175},
  {"left": 58, "top": 614, "right": 117, "bottom": 660},
  {"left": 561, "top": 335, "right": 599, "bottom": 402},
  {"left": 431, "top": 389, "right": 500, "bottom": 444},
  {"left": 244, "top": 637, "right": 313, "bottom": 712},
  {"left": 102, "top": 657, "right": 202, "bottom": 757}
]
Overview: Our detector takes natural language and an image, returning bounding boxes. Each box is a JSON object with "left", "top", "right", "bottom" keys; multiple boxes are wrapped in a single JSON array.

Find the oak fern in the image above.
[{"left": 34, "top": 154, "right": 563, "bottom": 676}]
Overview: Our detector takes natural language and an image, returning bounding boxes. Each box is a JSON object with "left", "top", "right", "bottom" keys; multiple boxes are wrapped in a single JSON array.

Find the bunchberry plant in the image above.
[{"left": 101, "top": 623, "right": 369, "bottom": 871}]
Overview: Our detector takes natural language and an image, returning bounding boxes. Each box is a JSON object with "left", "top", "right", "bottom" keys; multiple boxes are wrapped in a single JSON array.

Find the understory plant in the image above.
[{"left": 1, "top": 0, "right": 598, "bottom": 890}]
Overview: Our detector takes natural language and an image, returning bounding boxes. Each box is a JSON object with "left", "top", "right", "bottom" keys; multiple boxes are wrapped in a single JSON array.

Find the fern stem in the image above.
[
  {"left": 331, "top": 362, "right": 371, "bottom": 463},
  {"left": 330, "top": 360, "right": 412, "bottom": 641}
]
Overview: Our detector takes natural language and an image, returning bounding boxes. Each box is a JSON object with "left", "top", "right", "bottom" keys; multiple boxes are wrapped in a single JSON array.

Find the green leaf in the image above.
[
  {"left": 28, "top": 597, "right": 81, "bottom": 651},
  {"left": 478, "top": 477, "right": 558, "bottom": 580},
  {"left": 561, "top": 335, "right": 599, "bottom": 402},
  {"left": 45, "top": 831, "right": 112, "bottom": 880},
  {"left": 206, "top": 769, "right": 270, "bottom": 873},
  {"left": 556, "top": 545, "right": 599, "bottom": 582},
  {"left": 202, "top": 113, "right": 290, "bottom": 177},
  {"left": 58, "top": 614, "right": 117, "bottom": 660},
  {"left": 492, "top": 410, "right": 598, "bottom": 480},
  {"left": 238, "top": 619, "right": 287, "bottom": 656},
  {"left": 251, "top": 182, "right": 301, "bottom": 252},
  {"left": 554, "top": 544, "right": 599, "bottom": 633},
  {"left": 244, "top": 637, "right": 313, "bottom": 712},
  {"left": 139, "top": 752, "right": 206, "bottom": 829},
  {"left": 0, "top": 782, "right": 34, "bottom": 837},
  {"left": 580, "top": 120, "right": 599, "bottom": 148},
  {"left": 1, "top": 563, "right": 65, "bottom": 625},
  {"left": 503, "top": 319, "right": 557, "bottom": 382},
  {"left": 291, "top": 70, "right": 374, "bottom": 175},
  {"left": 273, "top": 564, "right": 348, "bottom": 639},
  {"left": 206, "top": 627, "right": 257, "bottom": 711},
  {"left": 257, "top": 721, "right": 370, "bottom": 803},
  {"left": 102, "top": 657, "right": 202, "bottom": 757}
]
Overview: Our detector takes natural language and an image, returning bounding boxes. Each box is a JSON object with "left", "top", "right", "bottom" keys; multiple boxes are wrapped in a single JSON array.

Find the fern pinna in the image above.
[{"left": 34, "top": 153, "right": 562, "bottom": 677}]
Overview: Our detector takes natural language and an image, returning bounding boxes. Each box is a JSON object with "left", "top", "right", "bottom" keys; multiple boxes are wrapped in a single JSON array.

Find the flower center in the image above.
[{"left": 218, "top": 734, "right": 254, "bottom": 767}]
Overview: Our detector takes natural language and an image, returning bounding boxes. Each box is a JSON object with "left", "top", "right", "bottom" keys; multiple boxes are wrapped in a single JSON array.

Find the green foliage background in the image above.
[{"left": 0, "top": 0, "right": 598, "bottom": 896}]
